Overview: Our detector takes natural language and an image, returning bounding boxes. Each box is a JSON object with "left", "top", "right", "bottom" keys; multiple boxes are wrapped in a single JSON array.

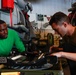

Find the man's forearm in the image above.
[
  {"left": 62, "top": 52, "right": 76, "bottom": 61},
  {"left": 51, "top": 52, "right": 76, "bottom": 61}
]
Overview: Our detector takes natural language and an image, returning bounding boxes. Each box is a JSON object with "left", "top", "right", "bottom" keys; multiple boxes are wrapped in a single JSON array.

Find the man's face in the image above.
[
  {"left": 0, "top": 23, "right": 8, "bottom": 39},
  {"left": 51, "top": 23, "right": 67, "bottom": 37}
]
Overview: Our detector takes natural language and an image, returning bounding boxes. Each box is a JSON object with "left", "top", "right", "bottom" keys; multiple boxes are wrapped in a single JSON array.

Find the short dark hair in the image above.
[
  {"left": 0, "top": 20, "right": 5, "bottom": 24},
  {"left": 49, "top": 12, "right": 70, "bottom": 26}
]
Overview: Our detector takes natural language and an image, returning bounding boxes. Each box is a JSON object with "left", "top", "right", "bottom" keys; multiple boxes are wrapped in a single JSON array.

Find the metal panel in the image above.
[
  {"left": 0, "top": 0, "right": 1, "bottom": 9},
  {"left": 1, "top": 70, "right": 64, "bottom": 75}
]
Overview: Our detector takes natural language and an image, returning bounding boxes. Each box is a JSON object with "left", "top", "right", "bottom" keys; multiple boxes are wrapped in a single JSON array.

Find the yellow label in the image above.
[{"left": 1, "top": 72, "right": 20, "bottom": 75}]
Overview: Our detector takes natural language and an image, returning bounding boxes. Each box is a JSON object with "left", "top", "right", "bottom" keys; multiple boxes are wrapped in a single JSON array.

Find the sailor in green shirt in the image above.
[{"left": 0, "top": 20, "right": 26, "bottom": 56}]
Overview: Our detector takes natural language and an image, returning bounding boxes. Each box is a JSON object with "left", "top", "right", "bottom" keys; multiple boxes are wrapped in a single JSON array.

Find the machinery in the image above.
[
  {"left": 68, "top": 2, "right": 76, "bottom": 26},
  {"left": 0, "top": 54, "right": 64, "bottom": 75}
]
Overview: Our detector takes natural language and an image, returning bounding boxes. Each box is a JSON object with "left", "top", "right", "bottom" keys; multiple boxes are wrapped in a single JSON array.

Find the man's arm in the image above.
[
  {"left": 51, "top": 52, "right": 76, "bottom": 61},
  {"left": 49, "top": 45, "right": 63, "bottom": 53},
  {"left": 14, "top": 30, "right": 26, "bottom": 52}
]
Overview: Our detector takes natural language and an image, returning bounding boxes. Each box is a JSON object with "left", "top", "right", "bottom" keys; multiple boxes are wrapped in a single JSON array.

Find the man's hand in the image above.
[
  {"left": 51, "top": 52, "right": 63, "bottom": 57},
  {"left": 49, "top": 45, "right": 59, "bottom": 53},
  {"left": 51, "top": 52, "right": 76, "bottom": 61}
]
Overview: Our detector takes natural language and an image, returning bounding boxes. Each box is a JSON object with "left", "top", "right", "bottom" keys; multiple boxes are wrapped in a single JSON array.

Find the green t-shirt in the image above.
[{"left": 0, "top": 29, "right": 25, "bottom": 56}]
